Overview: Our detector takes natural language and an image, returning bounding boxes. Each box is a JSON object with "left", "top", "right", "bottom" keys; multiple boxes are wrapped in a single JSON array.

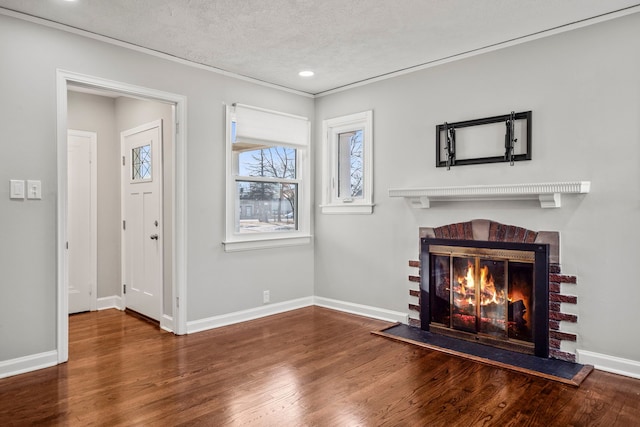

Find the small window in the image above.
[
  {"left": 321, "top": 111, "right": 373, "bottom": 214},
  {"left": 337, "top": 130, "right": 363, "bottom": 199},
  {"left": 132, "top": 144, "right": 152, "bottom": 181}
]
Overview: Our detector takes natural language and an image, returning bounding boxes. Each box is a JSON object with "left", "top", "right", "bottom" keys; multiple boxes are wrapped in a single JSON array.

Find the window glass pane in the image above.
[
  {"left": 337, "top": 130, "right": 363, "bottom": 198},
  {"left": 238, "top": 146, "right": 296, "bottom": 179},
  {"left": 132, "top": 144, "right": 152, "bottom": 180},
  {"left": 237, "top": 181, "right": 297, "bottom": 233}
]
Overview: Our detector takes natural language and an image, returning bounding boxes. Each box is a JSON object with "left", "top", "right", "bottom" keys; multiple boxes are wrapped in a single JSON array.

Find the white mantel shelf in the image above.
[{"left": 388, "top": 181, "right": 591, "bottom": 208}]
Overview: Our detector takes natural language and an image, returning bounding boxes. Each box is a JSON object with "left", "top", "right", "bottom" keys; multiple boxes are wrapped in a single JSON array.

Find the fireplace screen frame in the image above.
[{"left": 420, "top": 238, "right": 549, "bottom": 358}]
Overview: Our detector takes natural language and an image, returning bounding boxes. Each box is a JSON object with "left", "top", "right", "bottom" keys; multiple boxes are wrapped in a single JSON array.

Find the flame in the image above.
[
  {"left": 479, "top": 265, "right": 505, "bottom": 306},
  {"left": 455, "top": 263, "right": 476, "bottom": 306},
  {"left": 456, "top": 263, "right": 506, "bottom": 307}
]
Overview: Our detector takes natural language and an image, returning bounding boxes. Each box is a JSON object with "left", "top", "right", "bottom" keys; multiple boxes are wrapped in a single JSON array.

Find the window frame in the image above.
[
  {"left": 321, "top": 110, "right": 374, "bottom": 214},
  {"left": 223, "top": 104, "right": 311, "bottom": 252}
]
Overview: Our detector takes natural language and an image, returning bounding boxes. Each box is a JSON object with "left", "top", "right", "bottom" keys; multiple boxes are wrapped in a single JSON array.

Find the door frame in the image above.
[
  {"left": 121, "top": 119, "right": 164, "bottom": 321},
  {"left": 56, "top": 69, "right": 188, "bottom": 364},
  {"left": 67, "top": 129, "right": 98, "bottom": 313}
]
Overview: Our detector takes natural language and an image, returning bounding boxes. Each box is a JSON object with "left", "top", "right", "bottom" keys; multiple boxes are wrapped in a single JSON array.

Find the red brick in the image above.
[
  {"left": 549, "top": 283, "right": 561, "bottom": 293},
  {"left": 409, "top": 289, "right": 420, "bottom": 298},
  {"left": 512, "top": 226, "right": 525, "bottom": 242},
  {"left": 549, "top": 320, "right": 560, "bottom": 330},
  {"left": 409, "top": 275, "right": 420, "bottom": 283},
  {"left": 550, "top": 294, "right": 577, "bottom": 304},
  {"left": 409, "top": 304, "right": 420, "bottom": 312},
  {"left": 549, "top": 349, "right": 576, "bottom": 363},
  {"left": 549, "top": 302, "right": 561, "bottom": 313},
  {"left": 549, "top": 338, "right": 561, "bottom": 349},
  {"left": 550, "top": 331, "right": 577, "bottom": 342},
  {"left": 549, "top": 312, "right": 578, "bottom": 322},
  {"left": 463, "top": 222, "right": 474, "bottom": 240},
  {"left": 549, "top": 264, "right": 561, "bottom": 274},
  {"left": 524, "top": 230, "right": 538, "bottom": 243},
  {"left": 549, "top": 274, "right": 577, "bottom": 284},
  {"left": 409, "top": 260, "right": 420, "bottom": 268}
]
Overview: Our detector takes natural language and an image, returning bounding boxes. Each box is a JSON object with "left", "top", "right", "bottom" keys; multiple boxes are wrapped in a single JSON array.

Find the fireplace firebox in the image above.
[{"left": 421, "top": 238, "right": 549, "bottom": 358}]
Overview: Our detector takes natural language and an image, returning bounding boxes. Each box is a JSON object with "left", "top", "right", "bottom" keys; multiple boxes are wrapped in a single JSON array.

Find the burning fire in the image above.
[{"left": 455, "top": 263, "right": 506, "bottom": 307}]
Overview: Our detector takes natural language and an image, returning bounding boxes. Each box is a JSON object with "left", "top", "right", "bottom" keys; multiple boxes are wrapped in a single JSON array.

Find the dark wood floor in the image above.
[{"left": 1, "top": 307, "right": 639, "bottom": 426}]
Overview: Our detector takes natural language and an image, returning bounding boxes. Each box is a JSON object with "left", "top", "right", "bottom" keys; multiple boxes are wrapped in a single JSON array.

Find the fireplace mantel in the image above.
[{"left": 388, "top": 181, "right": 590, "bottom": 208}]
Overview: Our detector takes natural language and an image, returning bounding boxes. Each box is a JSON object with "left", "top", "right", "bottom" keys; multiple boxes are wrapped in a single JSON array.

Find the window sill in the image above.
[
  {"left": 222, "top": 234, "right": 312, "bottom": 252},
  {"left": 320, "top": 203, "right": 374, "bottom": 214}
]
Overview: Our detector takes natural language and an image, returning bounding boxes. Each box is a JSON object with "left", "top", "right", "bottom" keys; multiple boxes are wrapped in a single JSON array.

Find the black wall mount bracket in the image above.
[{"left": 436, "top": 111, "right": 532, "bottom": 169}]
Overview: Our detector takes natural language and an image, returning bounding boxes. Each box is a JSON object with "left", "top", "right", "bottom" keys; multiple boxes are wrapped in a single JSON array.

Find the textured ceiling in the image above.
[{"left": 1, "top": 0, "right": 639, "bottom": 95}]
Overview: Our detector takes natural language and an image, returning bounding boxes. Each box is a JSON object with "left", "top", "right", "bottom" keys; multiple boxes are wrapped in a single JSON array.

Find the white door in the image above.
[
  {"left": 67, "top": 130, "right": 97, "bottom": 314},
  {"left": 122, "top": 120, "right": 163, "bottom": 321}
]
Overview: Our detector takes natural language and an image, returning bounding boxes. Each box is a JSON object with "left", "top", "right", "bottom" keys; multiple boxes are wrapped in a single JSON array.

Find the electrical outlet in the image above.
[{"left": 263, "top": 290, "right": 270, "bottom": 304}]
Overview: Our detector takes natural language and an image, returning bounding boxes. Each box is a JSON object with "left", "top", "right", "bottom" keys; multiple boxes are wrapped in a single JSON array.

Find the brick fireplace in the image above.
[{"left": 407, "top": 219, "right": 579, "bottom": 362}]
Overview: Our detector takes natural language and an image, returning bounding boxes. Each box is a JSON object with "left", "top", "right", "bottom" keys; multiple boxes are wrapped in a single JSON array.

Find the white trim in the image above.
[
  {"left": 0, "top": 351, "right": 58, "bottom": 379},
  {"left": 57, "top": 70, "right": 189, "bottom": 368},
  {"left": 0, "top": 8, "right": 313, "bottom": 98},
  {"left": 67, "top": 129, "right": 98, "bottom": 312},
  {"left": 97, "top": 295, "right": 124, "bottom": 311},
  {"left": 313, "top": 296, "right": 408, "bottom": 324},
  {"left": 186, "top": 297, "right": 314, "bottom": 334},
  {"left": 577, "top": 349, "right": 640, "bottom": 380},
  {"left": 321, "top": 111, "right": 374, "bottom": 214},
  {"left": 222, "top": 235, "right": 312, "bottom": 252},
  {"left": 319, "top": 204, "right": 375, "bottom": 215},
  {"left": 161, "top": 314, "right": 174, "bottom": 333},
  {"left": 389, "top": 181, "right": 591, "bottom": 209},
  {"left": 315, "top": 6, "right": 640, "bottom": 97}
]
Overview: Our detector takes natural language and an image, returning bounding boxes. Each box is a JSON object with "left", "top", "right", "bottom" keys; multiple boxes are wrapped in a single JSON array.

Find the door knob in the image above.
[{"left": 150, "top": 234, "right": 159, "bottom": 240}]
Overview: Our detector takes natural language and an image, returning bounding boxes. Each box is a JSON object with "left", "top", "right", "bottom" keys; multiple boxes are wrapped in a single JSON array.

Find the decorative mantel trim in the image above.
[{"left": 389, "top": 181, "right": 590, "bottom": 208}]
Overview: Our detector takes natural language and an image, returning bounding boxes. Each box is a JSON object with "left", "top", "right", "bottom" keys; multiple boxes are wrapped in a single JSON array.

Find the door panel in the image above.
[
  {"left": 122, "top": 121, "right": 163, "bottom": 321},
  {"left": 67, "top": 130, "right": 97, "bottom": 314}
]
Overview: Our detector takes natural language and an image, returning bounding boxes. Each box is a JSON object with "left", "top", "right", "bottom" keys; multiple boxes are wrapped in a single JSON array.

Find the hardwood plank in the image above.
[{"left": 0, "top": 307, "right": 639, "bottom": 426}]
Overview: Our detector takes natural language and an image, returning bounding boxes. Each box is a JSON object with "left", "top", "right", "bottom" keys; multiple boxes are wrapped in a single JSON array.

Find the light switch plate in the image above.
[
  {"left": 10, "top": 180, "right": 25, "bottom": 199},
  {"left": 27, "top": 180, "right": 42, "bottom": 200}
]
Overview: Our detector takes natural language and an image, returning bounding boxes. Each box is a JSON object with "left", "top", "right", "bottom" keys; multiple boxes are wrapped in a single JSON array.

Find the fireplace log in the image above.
[{"left": 508, "top": 300, "right": 526, "bottom": 326}]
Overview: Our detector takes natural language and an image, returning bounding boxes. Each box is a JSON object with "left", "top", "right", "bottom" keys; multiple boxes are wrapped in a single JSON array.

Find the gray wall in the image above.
[
  {"left": 314, "top": 13, "right": 640, "bottom": 362},
  {"left": 0, "top": 13, "right": 314, "bottom": 362},
  {"left": 67, "top": 91, "right": 121, "bottom": 299}
]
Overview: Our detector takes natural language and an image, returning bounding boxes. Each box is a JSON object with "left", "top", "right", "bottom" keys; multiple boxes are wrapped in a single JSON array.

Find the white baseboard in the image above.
[
  {"left": 577, "top": 349, "right": 640, "bottom": 379},
  {"left": 161, "top": 314, "right": 174, "bottom": 333},
  {"left": 97, "top": 295, "right": 123, "bottom": 311},
  {"left": 313, "top": 296, "right": 408, "bottom": 324},
  {"left": 0, "top": 350, "right": 58, "bottom": 379},
  {"left": 186, "top": 296, "right": 314, "bottom": 334}
]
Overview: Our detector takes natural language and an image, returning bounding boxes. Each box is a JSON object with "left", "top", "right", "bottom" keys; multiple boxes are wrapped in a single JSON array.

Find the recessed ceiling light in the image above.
[{"left": 298, "top": 70, "right": 314, "bottom": 77}]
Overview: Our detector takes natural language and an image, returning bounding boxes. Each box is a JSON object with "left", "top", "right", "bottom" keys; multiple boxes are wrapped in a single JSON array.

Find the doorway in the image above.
[{"left": 56, "top": 70, "right": 187, "bottom": 364}]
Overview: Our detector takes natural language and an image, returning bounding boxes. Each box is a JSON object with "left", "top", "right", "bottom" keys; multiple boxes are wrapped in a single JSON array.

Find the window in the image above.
[
  {"left": 321, "top": 110, "right": 373, "bottom": 214},
  {"left": 132, "top": 144, "right": 152, "bottom": 181},
  {"left": 224, "top": 104, "right": 310, "bottom": 251}
]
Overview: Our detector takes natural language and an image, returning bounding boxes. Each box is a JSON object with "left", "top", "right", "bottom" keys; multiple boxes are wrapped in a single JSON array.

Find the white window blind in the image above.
[{"left": 232, "top": 103, "right": 309, "bottom": 147}]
